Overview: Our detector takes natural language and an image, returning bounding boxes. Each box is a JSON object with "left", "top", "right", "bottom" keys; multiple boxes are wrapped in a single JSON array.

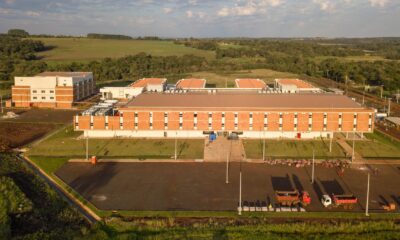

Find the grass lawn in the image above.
[
  {"left": 243, "top": 139, "right": 346, "bottom": 159},
  {"left": 349, "top": 131, "right": 400, "bottom": 159},
  {"left": 27, "top": 126, "right": 204, "bottom": 160},
  {"left": 33, "top": 37, "right": 215, "bottom": 63},
  {"left": 189, "top": 69, "right": 299, "bottom": 88}
]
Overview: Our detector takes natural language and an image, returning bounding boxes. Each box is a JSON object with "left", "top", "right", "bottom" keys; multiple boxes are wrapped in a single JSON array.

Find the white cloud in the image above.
[
  {"left": 369, "top": 0, "right": 389, "bottom": 7},
  {"left": 4, "top": 0, "right": 16, "bottom": 5},
  {"left": 217, "top": 0, "right": 282, "bottom": 17},
  {"left": 25, "top": 10, "right": 40, "bottom": 17},
  {"left": 186, "top": 10, "right": 193, "bottom": 18},
  {"left": 313, "top": 0, "right": 336, "bottom": 12},
  {"left": 163, "top": 7, "right": 172, "bottom": 14}
]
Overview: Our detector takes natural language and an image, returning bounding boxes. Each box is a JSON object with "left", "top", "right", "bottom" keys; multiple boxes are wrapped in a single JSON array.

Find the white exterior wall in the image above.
[
  {"left": 100, "top": 87, "right": 143, "bottom": 99},
  {"left": 147, "top": 84, "right": 165, "bottom": 92},
  {"left": 83, "top": 129, "right": 331, "bottom": 139}
]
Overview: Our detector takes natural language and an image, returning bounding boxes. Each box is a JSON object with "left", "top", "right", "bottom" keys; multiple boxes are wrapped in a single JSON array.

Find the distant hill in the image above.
[{"left": 87, "top": 33, "right": 132, "bottom": 40}]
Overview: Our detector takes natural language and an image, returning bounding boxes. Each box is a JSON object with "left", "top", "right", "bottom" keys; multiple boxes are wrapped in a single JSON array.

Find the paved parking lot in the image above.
[{"left": 56, "top": 162, "right": 400, "bottom": 212}]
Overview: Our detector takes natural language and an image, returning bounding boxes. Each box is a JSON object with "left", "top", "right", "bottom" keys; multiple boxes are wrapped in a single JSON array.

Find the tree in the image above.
[{"left": 7, "top": 29, "right": 29, "bottom": 38}]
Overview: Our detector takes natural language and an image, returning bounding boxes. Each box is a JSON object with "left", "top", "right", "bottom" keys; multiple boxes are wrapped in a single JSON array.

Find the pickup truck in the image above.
[{"left": 321, "top": 194, "right": 358, "bottom": 209}]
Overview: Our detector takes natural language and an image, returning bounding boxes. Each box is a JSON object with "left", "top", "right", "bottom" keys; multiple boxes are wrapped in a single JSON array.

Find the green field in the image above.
[
  {"left": 189, "top": 69, "right": 299, "bottom": 88},
  {"left": 313, "top": 55, "right": 394, "bottom": 63},
  {"left": 243, "top": 139, "right": 346, "bottom": 159},
  {"left": 348, "top": 131, "right": 400, "bottom": 159},
  {"left": 27, "top": 126, "right": 204, "bottom": 160},
  {"left": 33, "top": 37, "right": 215, "bottom": 63}
]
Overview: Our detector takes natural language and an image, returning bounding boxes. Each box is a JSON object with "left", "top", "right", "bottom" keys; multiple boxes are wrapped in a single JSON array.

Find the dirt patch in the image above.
[
  {"left": 0, "top": 122, "right": 58, "bottom": 149},
  {"left": 2, "top": 109, "right": 79, "bottom": 123}
]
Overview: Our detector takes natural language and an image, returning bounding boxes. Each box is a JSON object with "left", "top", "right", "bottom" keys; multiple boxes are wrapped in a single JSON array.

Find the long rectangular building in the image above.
[
  {"left": 11, "top": 72, "right": 95, "bottom": 108},
  {"left": 75, "top": 93, "right": 374, "bottom": 139}
]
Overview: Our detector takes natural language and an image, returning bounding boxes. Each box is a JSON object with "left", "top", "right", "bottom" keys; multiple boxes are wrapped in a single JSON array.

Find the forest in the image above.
[{"left": 1, "top": 32, "right": 400, "bottom": 93}]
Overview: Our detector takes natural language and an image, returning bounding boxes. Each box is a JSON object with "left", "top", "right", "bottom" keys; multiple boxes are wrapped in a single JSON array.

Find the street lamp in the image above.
[{"left": 238, "top": 155, "right": 243, "bottom": 215}]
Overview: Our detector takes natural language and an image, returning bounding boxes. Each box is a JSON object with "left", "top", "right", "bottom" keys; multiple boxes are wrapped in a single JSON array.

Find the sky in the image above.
[{"left": 0, "top": 0, "right": 399, "bottom": 38}]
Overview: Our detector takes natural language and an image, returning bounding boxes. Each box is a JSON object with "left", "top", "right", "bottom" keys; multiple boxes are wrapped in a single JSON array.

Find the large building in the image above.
[
  {"left": 235, "top": 79, "right": 267, "bottom": 89},
  {"left": 74, "top": 93, "right": 374, "bottom": 139},
  {"left": 176, "top": 78, "right": 206, "bottom": 89},
  {"left": 275, "top": 79, "right": 320, "bottom": 93},
  {"left": 130, "top": 78, "right": 167, "bottom": 92},
  {"left": 11, "top": 72, "right": 95, "bottom": 108}
]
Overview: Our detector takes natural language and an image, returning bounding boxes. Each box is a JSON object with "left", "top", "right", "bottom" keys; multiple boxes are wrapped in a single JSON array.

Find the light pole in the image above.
[
  {"left": 174, "top": 131, "right": 177, "bottom": 160},
  {"left": 262, "top": 131, "right": 265, "bottom": 161},
  {"left": 238, "top": 156, "right": 243, "bottom": 215},
  {"left": 86, "top": 134, "right": 89, "bottom": 161},
  {"left": 351, "top": 132, "right": 355, "bottom": 163},
  {"left": 387, "top": 98, "right": 391, "bottom": 117},
  {"left": 311, "top": 148, "right": 315, "bottom": 184},
  {"left": 226, "top": 152, "right": 229, "bottom": 184},
  {"left": 366, "top": 172, "right": 370, "bottom": 217}
]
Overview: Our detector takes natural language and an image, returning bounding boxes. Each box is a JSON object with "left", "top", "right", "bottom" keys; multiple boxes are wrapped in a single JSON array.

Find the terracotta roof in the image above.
[
  {"left": 235, "top": 79, "right": 266, "bottom": 89},
  {"left": 176, "top": 79, "right": 206, "bottom": 89},
  {"left": 276, "top": 79, "right": 316, "bottom": 89},
  {"left": 130, "top": 78, "right": 166, "bottom": 88},
  {"left": 122, "top": 93, "right": 367, "bottom": 111},
  {"left": 36, "top": 72, "right": 92, "bottom": 77}
]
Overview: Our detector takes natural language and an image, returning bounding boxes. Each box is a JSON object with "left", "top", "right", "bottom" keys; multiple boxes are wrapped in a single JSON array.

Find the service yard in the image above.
[{"left": 56, "top": 162, "right": 400, "bottom": 213}]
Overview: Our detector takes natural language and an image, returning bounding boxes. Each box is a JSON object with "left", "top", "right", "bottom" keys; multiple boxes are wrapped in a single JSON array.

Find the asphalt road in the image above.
[{"left": 56, "top": 162, "right": 400, "bottom": 212}]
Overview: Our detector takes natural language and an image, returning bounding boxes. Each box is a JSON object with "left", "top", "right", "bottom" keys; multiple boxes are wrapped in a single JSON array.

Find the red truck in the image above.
[
  {"left": 275, "top": 190, "right": 311, "bottom": 206},
  {"left": 321, "top": 194, "right": 358, "bottom": 209}
]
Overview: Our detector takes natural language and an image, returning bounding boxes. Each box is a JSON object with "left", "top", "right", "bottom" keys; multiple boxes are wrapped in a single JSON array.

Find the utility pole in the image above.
[
  {"left": 311, "top": 148, "right": 315, "bottom": 184},
  {"left": 174, "top": 131, "right": 177, "bottom": 160},
  {"left": 366, "top": 172, "right": 370, "bottom": 217},
  {"left": 0, "top": 95, "right": 3, "bottom": 114},
  {"left": 387, "top": 98, "right": 391, "bottom": 117},
  {"left": 262, "top": 131, "right": 265, "bottom": 161},
  {"left": 86, "top": 135, "right": 89, "bottom": 161},
  {"left": 238, "top": 157, "right": 243, "bottom": 216},
  {"left": 225, "top": 152, "right": 229, "bottom": 184},
  {"left": 329, "top": 134, "right": 333, "bottom": 153},
  {"left": 351, "top": 132, "right": 355, "bottom": 163}
]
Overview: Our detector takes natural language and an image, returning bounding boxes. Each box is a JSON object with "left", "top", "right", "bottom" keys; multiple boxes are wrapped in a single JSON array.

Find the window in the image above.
[
  {"left": 179, "top": 123, "right": 182, "bottom": 127},
  {"left": 353, "top": 124, "right": 357, "bottom": 128},
  {"left": 339, "top": 124, "right": 342, "bottom": 128},
  {"left": 41, "top": 90, "right": 45, "bottom": 93},
  {"left": 164, "top": 113, "right": 168, "bottom": 118},
  {"left": 149, "top": 113, "right": 152, "bottom": 118},
  {"left": 90, "top": 123, "right": 93, "bottom": 127},
  {"left": 294, "top": 124, "right": 297, "bottom": 128},
  {"left": 208, "top": 123, "right": 212, "bottom": 127},
  {"left": 194, "top": 123, "right": 197, "bottom": 127},
  {"left": 50, "top": 90, "right": 54, "bottom": 93},
  {"left": 33, "top": 97, "right": 37, "bottom": 100},
  {"left": 41, "top": 97, "right": 46, "bottom": 100},
  {"left": 33, "top": 90, "right": 37, "bottom": 93},
  {"left": 179, "top": 113, "right": 183, "bottom": 118},
  {"left": 120, "top": 123, "right": 123, "bottom": 127},
  {"left": 134, "top": 113, "right": 138, "bottom": 118},
  {"left": 222, "top": 113, "right": 225, "bottom": 118},
  {"left": 234, "top": 113, "right": 238, "bottom": 118},
  {"left": 75, "top": 122, "right": 79, "bottom": 127},
  {"left": 323, "top": 124, "right": 327, "bottom": 128},
  {"left": 339, "top": 114, "right": 342, "bottom": 119},
  {"left": 309, "top": 124, "right": 312, "bottom": 128},
  {"left": 164, "top": 123, "right": 168, "bottom": 127},
  {"left": 368, "top": 124, "right": 372, "bottom": 129},
  {"left": 194, "top": 113, "right": 198, "bottom": 118},
  {"left": 294, "top": 113, "right": 298, "bottom": 118},
  {"left": 279, "top": 113, "right": 283, "bottom": 118},
  {"left": 279, "top": 124, "right": 282, "bottom": 128},
  {"left": 249, "top": 113, "right": 253, "bottom": 118},
  {"left": 309, "top": 113, "right": 312, "bottom": 118},
  {"left": 249, "top": 124, "right": 253, "bottom": 128},
  {"left": 264, "top": 113, "right": 267, "bottom": 118},
  {"left": 222, "top": 123, "right": 225, "bottom": 127},
  {"left": 208, "top": 113, "right": 212, "bottom": 118},
  {"left": 150, "top": 123, "right": 153, "bottom": 127},
  {"left": 234, "top": 123, "right": 238, "bottom": 128},
  {"left": 63, "top": 83, "right": 66, "bottom": 87},
  {"left": 134, "top": 123, "right": 138, "bottom": 127},
  {"left": 105, "top": 123, "right": 109, "bottom": 127},
  {"left": 264, "top": 123, "right": 268, "bottom": 128},
  {"left": 50, "top": 97, "right": 54, "bottom": 100}
]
